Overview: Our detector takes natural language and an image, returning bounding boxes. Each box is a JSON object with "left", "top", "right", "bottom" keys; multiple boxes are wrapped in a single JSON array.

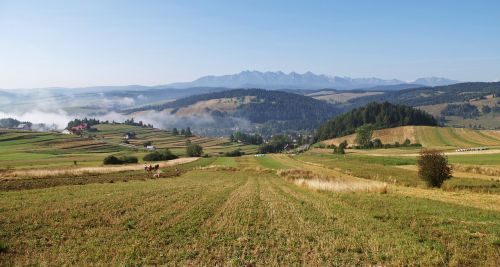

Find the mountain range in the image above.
[{"left": 164, "top": 71, "right": 460, "bottom": 90}]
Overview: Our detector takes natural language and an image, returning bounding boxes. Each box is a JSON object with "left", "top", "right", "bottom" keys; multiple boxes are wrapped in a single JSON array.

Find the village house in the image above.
[
  {"left": 123, "top": 132, "right": 136, "bottom": 140},
  {"left": 70, "top": 123, "right": 88, "bottom": 133}
]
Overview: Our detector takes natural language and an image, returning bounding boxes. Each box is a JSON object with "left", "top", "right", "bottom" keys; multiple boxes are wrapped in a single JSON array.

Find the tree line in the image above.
[{"left": 314, "top": 102, "right": 437, "bottom": 142}]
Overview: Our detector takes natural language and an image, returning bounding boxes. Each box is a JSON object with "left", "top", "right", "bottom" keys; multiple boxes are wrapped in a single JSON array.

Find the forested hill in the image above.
[
  {"left": 348, "top": 82, "right": 500, "bottom": 107},
  {"left": 126, "top": 89, "right": 341, "bottom": 133},
  {"left": 314, "top": 102, "right": 437, "bottom": 141}
]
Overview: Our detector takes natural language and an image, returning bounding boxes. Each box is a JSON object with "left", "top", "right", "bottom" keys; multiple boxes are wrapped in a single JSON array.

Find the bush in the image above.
[
  {"left": 120, "top": 156, "right": 139, "bottom": 164},
  {"left": 225, "top": 149, "right": 244, "bottom": 157},
  {"left": 143, "top": 141, "right": 153, "bottom": 147},
  {"left": 186, "top": 144, "right": 203, "bottom": 157},
  {"left": 418, "top": 149, "right": 452, "bottom": 188},
  {"left": 103, "top": 155, "right": 138, "bottom": 165},
  {"left": 143, "top": 149, "right": 178, "bottom": 161},
  {"left": 334, "top": 140, "right": 347, "bottom": 154}
]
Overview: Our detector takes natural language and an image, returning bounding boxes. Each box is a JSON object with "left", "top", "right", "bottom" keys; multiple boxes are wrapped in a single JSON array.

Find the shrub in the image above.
[
  {"left": 143, "top": 149, "right": 178, "bottom": 161},
  {"left": 103, "top": 155, "right": 138, "bottom": 165},
  {"left": 143, "top": 141, "right": 153, "bottom": 147},
  {"left": 334, "top": 140, "right": 347, "bottom": 154},
  {"left": 186, "top": 144, "right": 203, "bottom": 157},
  {"left": 403, "top": 138, "right": 411, "bottom": 146},
  {"left": 372, "top": 138, "right": 383, "bottom": 148},
  {"left": 103, "top": 155, "right": 122, "bottom": 165},
  {"left": 418, "top": 149, "right": 452, "bottom": 188},
  {"left": 225, "top": 149, "right": 244, "bottom": 157},
  {"left": 120, "top": 156, "right": 138, "bottom": 164},
  {"left": 0, "top": 241, "right": 8, "bottom": 253}
]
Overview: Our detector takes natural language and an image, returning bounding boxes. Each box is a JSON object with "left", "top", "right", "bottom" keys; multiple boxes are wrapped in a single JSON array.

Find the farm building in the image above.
[
  {"left": 123, "top": 132, "right": 136, "bottom": 140},
  {"left": 145, "top": 145, "right": 156, "bottom": 151},
  {"left": 70, "top": 123, "right": 88, "bottom": 133}
]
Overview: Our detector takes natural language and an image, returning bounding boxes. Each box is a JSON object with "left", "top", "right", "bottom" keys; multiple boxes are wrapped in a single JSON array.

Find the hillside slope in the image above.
[
  {"left": 126, "top": 89, "right": 340, "bottom": 135},
  {"left": 322, "top": 125, "right": 500, "bottom": 148},
  {"left": 314, "top": 102, "right": 437, "bottom": 142}
]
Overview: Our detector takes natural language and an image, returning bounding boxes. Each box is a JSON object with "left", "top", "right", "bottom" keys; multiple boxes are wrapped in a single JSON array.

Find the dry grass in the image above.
[
  {"left": 392, "top": 185, "right": 500, "bottom": 212},
  {"left": 452, "top": 164, "right": 500, "bottom": 179},
  {"left": 277, "top": 169, "right": 387, "bottom": 193},
  {"left": 0, "top": 157, "right": 198, "bottom": 179}
]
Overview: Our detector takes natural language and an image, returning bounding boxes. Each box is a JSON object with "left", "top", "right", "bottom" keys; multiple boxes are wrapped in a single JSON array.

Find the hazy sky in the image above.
[{"left": 1, "top": 0, "right": 499, "bottom": 88}]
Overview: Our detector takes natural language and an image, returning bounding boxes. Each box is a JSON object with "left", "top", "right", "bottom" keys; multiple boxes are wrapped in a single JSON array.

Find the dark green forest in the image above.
[
  {"left": 349, "top": 82, "right": 500, "bottom": 107},
  {"left": 127, "top": 89, "right": 340, "bottom": 133},
  {"left": 441, "top": 103, "right": 480, "bottom": 118},
  {"left": 314, "top": 102, "right": 437, "bottom": 141}
]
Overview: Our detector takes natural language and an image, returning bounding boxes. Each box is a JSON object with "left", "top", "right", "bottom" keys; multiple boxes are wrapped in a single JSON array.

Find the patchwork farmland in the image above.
[{"left": 322, "top": 125, "right": 500, "bottom": 149}]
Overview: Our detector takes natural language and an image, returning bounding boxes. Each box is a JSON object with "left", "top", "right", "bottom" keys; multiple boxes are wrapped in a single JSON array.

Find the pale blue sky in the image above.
[{"left": 1, "top": 0, "right": 499, "bottom": 88}]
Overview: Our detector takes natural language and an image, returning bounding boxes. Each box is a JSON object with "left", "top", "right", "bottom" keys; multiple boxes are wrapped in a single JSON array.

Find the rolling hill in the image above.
[
  {"left": 321, "top": 125, "right": 500, "bottom": 148},
  {"left": 126, "top": 89, "right": 341, "bottom": 135},
  {"left": 0, "top": 124, "right": 256, "bottom": 169},
  {"left": 314, "top": 102, "right": 437, "bottom": 142}
]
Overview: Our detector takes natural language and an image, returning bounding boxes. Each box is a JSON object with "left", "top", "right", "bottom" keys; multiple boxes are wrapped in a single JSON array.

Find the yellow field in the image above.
[{"left": 322, "top": 125, "right": 500, "bottom": 149}]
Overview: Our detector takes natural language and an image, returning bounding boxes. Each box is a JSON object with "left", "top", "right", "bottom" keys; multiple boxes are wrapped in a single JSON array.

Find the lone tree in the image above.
[
  {"left": 335, "top": 140, "right": 348, "bottom": 154},
  {"left": 418, "top": 149, "right": 452, "bottom": 188},
  {"left": 186, "top": 143, "right": 203, "bottom": 157},
  {"left": 355, "top": 124, "right": 373, "bottom": 148}
]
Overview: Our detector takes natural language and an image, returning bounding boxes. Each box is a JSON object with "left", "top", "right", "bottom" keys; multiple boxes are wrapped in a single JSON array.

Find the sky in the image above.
[{"left": 0, "top": 0, "right": 499, "bottom": 88}]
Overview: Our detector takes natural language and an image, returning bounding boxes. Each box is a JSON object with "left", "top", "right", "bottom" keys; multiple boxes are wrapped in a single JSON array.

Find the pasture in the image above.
[
  {"left": 1, "top": 127, "right": 499, "bottom": 266},
  {"left": 1, "top": 152, "right": 499, "bottom": 265}
]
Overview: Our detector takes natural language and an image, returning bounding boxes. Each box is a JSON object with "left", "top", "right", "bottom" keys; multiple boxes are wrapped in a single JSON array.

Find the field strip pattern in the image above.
[{"left": 0, "top": 167, "right": 499, "bottom": 265}]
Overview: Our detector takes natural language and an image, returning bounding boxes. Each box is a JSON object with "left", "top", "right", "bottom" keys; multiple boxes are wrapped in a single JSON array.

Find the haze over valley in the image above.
[{"left": 1, "top": 1, "right": 499, "bottom": 266}]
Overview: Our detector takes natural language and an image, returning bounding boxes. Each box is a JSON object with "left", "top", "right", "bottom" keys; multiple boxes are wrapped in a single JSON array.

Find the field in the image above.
[
  {"left": 0, "top": 125, "right": 256, "bottom": 170},
  {"left": 417, "top": 96, "right": 500, "bottom": 129},
  {"left": 1, "top": 126, "right": 499, "bottom": 265},
  {"left": 323, "top": 125, "right": 500, "bottom": 149}
]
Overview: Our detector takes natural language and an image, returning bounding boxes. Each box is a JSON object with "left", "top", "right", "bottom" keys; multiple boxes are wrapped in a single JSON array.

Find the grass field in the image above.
[
  {"left": 1, "top": 154, "right": 499, "bottom": 266},
  {"left": 1, "top": 125, "right": 499, "bottom": 265},
  {"left": 323, "top": 125, "right": 500, "bottom": 149},
  {"left": 0, "top": 125, "right": 257, "bottom": 170}
]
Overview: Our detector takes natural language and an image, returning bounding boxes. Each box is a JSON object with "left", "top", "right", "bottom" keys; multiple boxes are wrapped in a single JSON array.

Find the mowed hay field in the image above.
[
  {"left": 323, "top": 125, "right": 500, "bottom": 149},
  {"left": 1, "top": 155, "right": 500, "bottom": 266}
]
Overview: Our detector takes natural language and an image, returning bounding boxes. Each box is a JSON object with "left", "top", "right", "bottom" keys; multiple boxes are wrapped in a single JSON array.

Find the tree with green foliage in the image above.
[
  {"left": 372, "top": 138, "right": 383, "bottom": 148},
  {"left": 334, "top": 140, "right": 348, "bottom": 154},
  {"left": 315, "top": 102, "right": 437, "bottom": 142},
  {"left": 185, "top": 127, "right": 193, "bottom": 137},
  {"left": 258, "top": 135, "right": 291, "bottom": 154},
  {"left": 403, "top": 138, "right": 411, "bottom": 146},
  {"left": 186, "top": 143, "right": 203, "bottom": 157},
  {"left": 172, "top": 128, "right": 179, "bottom": 135},
  {"left": 224, "top": 149, "right": 244, "bottom": 157},
  {"left": 143, "top": 141, "right": 153, "bottom": 147},
  {"left": 143, "top": 149, "right": 178, "bottom": 161},
  {"left": 103, "top": 155, "right": 138, "bottom": 165},
  {"left": 231, "top": 131, "right": 263, "bottom": 145},
  {"left": 418, "top": 149, "right": 452, "bottom": 188},
  {"left": 354, "top": 124, "right": 374, "bottom": 148}
]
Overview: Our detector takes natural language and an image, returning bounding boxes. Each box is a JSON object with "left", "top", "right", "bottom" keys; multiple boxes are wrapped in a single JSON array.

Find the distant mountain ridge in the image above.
[{"left": 165, "top": 70, "right": 460, "bottom": 90}]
